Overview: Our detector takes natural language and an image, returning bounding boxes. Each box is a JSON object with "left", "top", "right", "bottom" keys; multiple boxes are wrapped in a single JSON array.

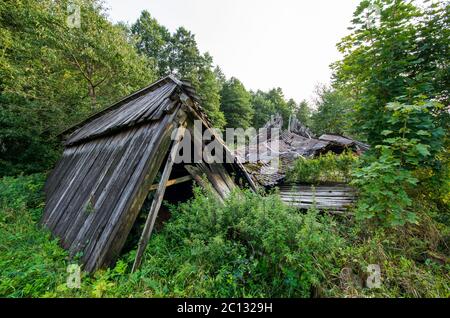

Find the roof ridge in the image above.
[{"left": 58, "top": 75, "right": 185, "bottom": 138}]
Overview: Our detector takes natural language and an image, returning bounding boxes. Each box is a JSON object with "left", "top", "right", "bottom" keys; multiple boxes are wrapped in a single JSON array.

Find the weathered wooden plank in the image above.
[
  {"left": 284, "top": 203, "right": 348, "bottom": 211},
  {"left": 132, "top": 122, "right": 187, "bottom": 272},
  {"left": 77, "top": 124, "right": 163, "bottom": 270},
  {"left": 42, "top": 145, "right": 88, "bottom": 224},
  {"left": 279, "top": 191, "right": 356, "bottom": 197},
  {"left": 44, "top": 141, "right": 99, "bottom": 231},
  {"left": 98, "top": 124, "right": 174, "bottom": 269},
  {"left": 148, "top": 175, "right": 192, "bottom": 191},
  {"left": 44, "top": 147, "right": 78, "bottom": 198},
  {"left": 281, "top": 195, "right": 354, "bottom": 203},
  {"left": 197, "top": 163, "right": 230, "bottom": 200},
  {"left": 210, "top": 164, "right": 237, "bottom": 193},
  {"left": 279, "top": 192, "right": 355, "bottom": 198},
  {"left": 180, "top": 94, "right": 257, "bottom": 192},
  {"left": 62, "top": 133, "right": 131, "bottom": 248},
  {"left": 54, "top": 136, "right": 118, "bottom": 242},
  {"left": 279, "top": 186, "right": 356, "bottom": 191},
  {"left": 185, "top": 165, "right": 223, "bottom": 202},
  {"left": 279, "top": 190, "right": 356, "bottom": 196},
  {"left": 84, "top": 111, "right": 180, "bottom": 271},
  {"left": 281, "top": 198, "right": 353, "bottom": 207},
  {"left": 68, "top": 125, "right": 157, "bottom": 265},
  {"left": 66, "top": 82, "right": 177, "bottom": 146}
]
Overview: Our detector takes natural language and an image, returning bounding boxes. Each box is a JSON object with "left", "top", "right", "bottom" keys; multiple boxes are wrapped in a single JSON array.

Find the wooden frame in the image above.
[{"left": 131, "top": 122, "right": 187, "bottom": 272}]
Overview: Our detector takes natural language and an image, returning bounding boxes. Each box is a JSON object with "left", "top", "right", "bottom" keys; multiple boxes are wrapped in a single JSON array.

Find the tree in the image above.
[
  {"left": 220, "top": 78, "right": 254, "bottom": 129},
  {"left": 168, "top": 27, "right": 203, "bottom": 78},
  {"left": 58, "top": 1, "right": 157, "bottom": 109},
  {"left": 0, "top": 0, "right": 156, "bottom": 175},
  {"left": 265, "top": 88, "right": 293, "bottom": 128},
  {"left": 131, "top": 10, "right": 171, "bottom": 76},
  {"left": 295, "top": 99, "right": 312, "bottom": 127},
  {"left": 250, "top": 88, "right": 296, "bottom": 128},
  {"left": 131, "top": 13, "right": 227, "bottom": 129},
  {"left": 310, "top": 85, "right": 353, "bottom": 136},
  {"left": 333, "top": 0, "right": 449, "bottom": 144},
  {"left": 195, "top": 59, "right": 226, "bottom": 130},
  {"left": 251, "top": 90, "right": 276, "bottom": 128},
  {"left": 214, "top": 66, "right": 227, "bottom": 90}
]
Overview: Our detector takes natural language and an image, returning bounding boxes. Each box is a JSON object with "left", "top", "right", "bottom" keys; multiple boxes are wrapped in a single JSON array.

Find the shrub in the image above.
[
  {"left": 351, "top": 101, "right": 447, "bottom": 227},
  {"left": 126, "top": 188, "right": 344, "bottom": 297},
  {"left": 286, "top": 151, "right": 359, "bottom": 184},
  {"left": 351, "top": 150, "right": 419, "bottom": 226}
]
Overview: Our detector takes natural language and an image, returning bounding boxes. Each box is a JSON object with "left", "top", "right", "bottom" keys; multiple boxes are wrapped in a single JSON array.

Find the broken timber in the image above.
[
  {"left": 148, "top": 175, "right": 192, "bottom": 191},
  {"left": 278, "top": 183, "right": 357, "bottom": 214},
  {"left": 132, "top": 122, "right": 187, "bottom": 272},
  {"left": 41, "top": 75, "right": 255, "bottom": 272}
]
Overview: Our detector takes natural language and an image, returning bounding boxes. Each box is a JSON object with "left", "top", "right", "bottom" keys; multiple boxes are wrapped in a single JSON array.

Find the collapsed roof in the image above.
[{"left": 237, "top": 114, "right": 369, "bottom": 187}]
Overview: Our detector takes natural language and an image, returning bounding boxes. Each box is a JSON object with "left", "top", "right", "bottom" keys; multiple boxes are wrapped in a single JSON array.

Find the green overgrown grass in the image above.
[
  {"left": 0, "top": 174, "right": 448, "bottom": 298},
  {"left": 0, "top": 174, "right": 69, "bottom": 297}
]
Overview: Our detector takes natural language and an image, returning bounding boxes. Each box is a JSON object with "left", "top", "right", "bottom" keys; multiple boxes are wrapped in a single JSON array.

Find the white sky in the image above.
[{"left": 103, "top": 0, "right": 359, "bottom": 103}]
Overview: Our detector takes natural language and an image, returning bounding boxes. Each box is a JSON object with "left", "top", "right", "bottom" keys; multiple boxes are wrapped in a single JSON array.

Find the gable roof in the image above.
[
  {"left": 42, "top": 75, "right": 253, "bottom": 272},
  {"left": 62, "top": 75, "right": 203, "bottom": 146}
]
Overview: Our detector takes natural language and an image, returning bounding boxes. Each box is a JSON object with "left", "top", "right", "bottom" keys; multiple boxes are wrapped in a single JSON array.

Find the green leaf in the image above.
[
  {"left": 416, "top": 130, "right": 431, "bottom": 136},
  {"left": 415, "top": 144, "right": 430, "bottom": 157}
]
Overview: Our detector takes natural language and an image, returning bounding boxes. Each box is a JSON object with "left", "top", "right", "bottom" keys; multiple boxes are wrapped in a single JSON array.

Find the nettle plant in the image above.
[{"left": 351, "top": 101, "right": 446, "bottom": 227}]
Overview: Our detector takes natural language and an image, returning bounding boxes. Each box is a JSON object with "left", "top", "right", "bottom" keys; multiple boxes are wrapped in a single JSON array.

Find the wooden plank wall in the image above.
[
  {"left": 42, "top": 108, "right": 179, "bottom": 272},
  {"left": 41, "top": 76, "right": 255, "bottom": 272}
]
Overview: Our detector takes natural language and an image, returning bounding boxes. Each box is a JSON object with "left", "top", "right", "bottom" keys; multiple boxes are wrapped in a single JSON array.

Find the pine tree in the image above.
[
  {"left": 295, "top": 99, "right": 312, "bottom": 127},
  {"left": 220, "top": 78, "right": 254, "bottom": 129}
]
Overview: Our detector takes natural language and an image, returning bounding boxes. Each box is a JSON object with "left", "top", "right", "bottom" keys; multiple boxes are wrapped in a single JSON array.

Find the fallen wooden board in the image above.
[{"left": 148, "top": 175, "right": 192, "bottom": 191}]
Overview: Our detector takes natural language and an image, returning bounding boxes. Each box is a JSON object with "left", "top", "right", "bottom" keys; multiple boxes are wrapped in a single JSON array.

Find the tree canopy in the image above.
[{"left": 220, "top": 78, "right": 254, "bottom": 129}]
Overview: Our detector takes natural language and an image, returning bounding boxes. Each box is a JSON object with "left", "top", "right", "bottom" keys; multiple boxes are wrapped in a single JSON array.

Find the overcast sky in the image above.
[{"left": 103, "top": 0, "right": 359, "bottom": 103}]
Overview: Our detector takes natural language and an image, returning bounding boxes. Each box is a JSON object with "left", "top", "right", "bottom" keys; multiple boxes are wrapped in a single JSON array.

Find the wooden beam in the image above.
[
  {"left": 148, "top": 175, "right": 192, "bottom": 191},
  {"left": 179, "top": 93, "right": 258, "bottom": 192},
  {"left": 184, "top": 165, "right": 224, "bottom": 203},
  {"left": 131, "top": 123, "right": 187, "bottom": 272}
]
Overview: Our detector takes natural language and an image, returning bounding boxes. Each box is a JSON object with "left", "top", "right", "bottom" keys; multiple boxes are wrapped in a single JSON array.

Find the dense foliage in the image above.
[
  {"left": 1, "top": 176, "right": 448, "bottom": 298},
  {"left": 0, "top": 0, "right": 448, "bottom": 299},
  {"left": 220, "top": 78, "right": 254, "bottom": 129},
  {"left": 309, "top": 85, "right": 354, "bottom": 136},
  {"left": 286, "top": 152, "right": 359, "bottom": 185},
  {"left": 0, "top": 0, "right": 156, "bottom": 176},
  {"left": 333, "top": 0, "right": 449, "bottom": 144},
  {"left": 351, "top": 101, "right": 448, "bottom": 226}
]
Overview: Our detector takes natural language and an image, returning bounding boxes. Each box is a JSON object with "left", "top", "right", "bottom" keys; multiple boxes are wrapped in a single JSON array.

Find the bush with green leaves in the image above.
[
  {"left": 351, "top": 101, "right": 447, "bottom": 227},
  {"left": 351, "top": 150, "right": 419, "bottom": 226},
  {"left": 124, "top": 188, "right": 344, "bottom": 297},
  {"left": 0, "top": 174, "right": 448, "bottom": 298},
  {"left": 286, "top": 151, "right": 359, "bottom": 184}
]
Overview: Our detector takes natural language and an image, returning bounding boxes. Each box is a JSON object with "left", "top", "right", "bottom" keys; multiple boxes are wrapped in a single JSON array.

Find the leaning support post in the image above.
[{"left": 131, "top": 122, "right": 187, "bottom": 272}]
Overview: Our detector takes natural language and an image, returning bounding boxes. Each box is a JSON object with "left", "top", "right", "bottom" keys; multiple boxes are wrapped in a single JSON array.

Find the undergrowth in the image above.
[
  {"left": 286, "top": 151, "right": 359, "bottom": 184},
  {"left": 0, "top": 174, "right": 448, "bottom": 298}
]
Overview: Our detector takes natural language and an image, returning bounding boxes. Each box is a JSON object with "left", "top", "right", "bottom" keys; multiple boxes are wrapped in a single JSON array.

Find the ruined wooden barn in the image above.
[
  {"left": 41, "top": 75, "right": 255, "bottom": 272},
  {"left": 237, "top": 114, "right": 368, "bottom": 213}
]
